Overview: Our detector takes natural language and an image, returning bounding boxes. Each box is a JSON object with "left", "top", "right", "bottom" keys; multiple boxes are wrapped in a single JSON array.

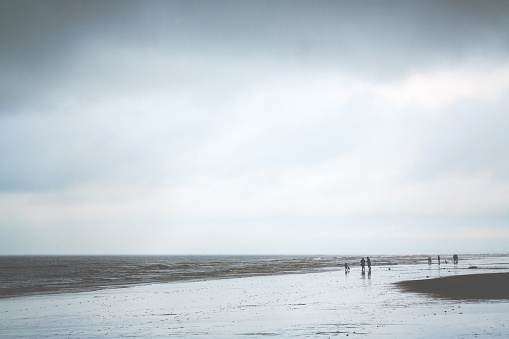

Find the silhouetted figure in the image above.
[
  {"left": 438, "top": 255, "right": 441, "bottom": 265},
  {"left": 367, "top": 257, "right": 371, "bottom": 272},
  {"left": 453, "top": 254, "right": 458, "bottom": 264},
  {"left": 344, "top": 263, "right": 350, "bottom": 273},
  {"left": 360, "top": 258, "right": 366, "bottom": 272},
  {"left": 428, "top": 256, "right": 432, "bottom": 265}
]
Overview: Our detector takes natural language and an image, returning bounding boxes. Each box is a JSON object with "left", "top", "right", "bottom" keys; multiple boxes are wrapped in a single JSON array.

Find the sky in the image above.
[{"left": 1, "top": 0, "right": 509, "bottom": 255}]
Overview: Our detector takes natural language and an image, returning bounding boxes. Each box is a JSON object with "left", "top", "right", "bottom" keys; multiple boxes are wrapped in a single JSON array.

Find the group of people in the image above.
[
  {"left": 428, "top": 254, "right": 459, "bottom": 265},
  {"left": 345, "top": 254, "right": 459, "bottom": 273},
  {"left": 344, "top": 257, "right": 371, "bottom": 273}
]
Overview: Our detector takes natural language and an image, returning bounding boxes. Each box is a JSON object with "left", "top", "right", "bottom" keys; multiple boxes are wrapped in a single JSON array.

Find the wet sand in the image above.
[{"left": 396, "top": 272, "right": 509, "bottom": 300}]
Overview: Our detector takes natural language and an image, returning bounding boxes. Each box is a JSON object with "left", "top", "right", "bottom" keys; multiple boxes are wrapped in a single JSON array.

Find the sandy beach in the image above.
[
  {"left": 396, "top": 272, "right": 509, "bottom": 300},
  {"left": 1, "top": 259, "right": 509, "bottom": 338}
]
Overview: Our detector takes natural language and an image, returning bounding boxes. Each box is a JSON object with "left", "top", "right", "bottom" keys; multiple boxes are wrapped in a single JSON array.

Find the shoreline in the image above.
[
  {"left": 395, "top": 272, "right": 509, "bottom": 300},
  {"left": 2, "top": 265, "right": 509, "bottom": 337}
]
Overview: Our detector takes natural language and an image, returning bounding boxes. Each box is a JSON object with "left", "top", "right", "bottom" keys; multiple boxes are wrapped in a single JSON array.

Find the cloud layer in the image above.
[{"left": 1, "top": 0, "right": 508, "bottom": 254}]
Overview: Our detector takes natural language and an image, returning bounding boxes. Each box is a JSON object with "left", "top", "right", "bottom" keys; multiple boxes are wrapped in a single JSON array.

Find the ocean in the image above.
[{"left": 1, "top": 253, "right": 507, "bottom": 299}]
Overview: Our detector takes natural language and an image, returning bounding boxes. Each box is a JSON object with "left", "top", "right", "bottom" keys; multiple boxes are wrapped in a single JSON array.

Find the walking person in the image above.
[
  {"left": 367, "top": 257, "right": 371, "bottom": 272},
  {"left": 360, "top": 258, "right": 366, "bottom": 272}
]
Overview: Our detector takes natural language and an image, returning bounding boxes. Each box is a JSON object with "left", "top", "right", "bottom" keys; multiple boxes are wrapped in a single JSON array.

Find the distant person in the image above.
[
  {"left": 438, "top": 255, "right": 441, "bottom": 265},
  {"left": 345, "top": 263, "right": 350, "bottom": 273},
  {"left": 428, "top": 256, "right": 432, "bottom": 265},
  {"left": 453, "top": 254, "right": 458, "bottom": 264},
  {"left": 360, "top": 258, "right": 366, "bottom": 272},
  {"left": 367, "top": 257, "right": 371, "bottom": 271}
]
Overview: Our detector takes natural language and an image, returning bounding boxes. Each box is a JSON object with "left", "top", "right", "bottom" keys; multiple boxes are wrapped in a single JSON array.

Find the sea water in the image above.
[{"left": 1, "top": 254, "right": 507, "bottom": 299}]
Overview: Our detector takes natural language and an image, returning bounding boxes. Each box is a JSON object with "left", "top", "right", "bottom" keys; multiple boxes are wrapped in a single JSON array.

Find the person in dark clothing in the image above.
[
  {"left": 360, "top": 258, "right": 366, "bottom": 272},
  {"left": 367, "top": 257, "right": 371, "bottom": 271},
  {"left": 453, "top": 254, "right": 458, "bottom": 264}
]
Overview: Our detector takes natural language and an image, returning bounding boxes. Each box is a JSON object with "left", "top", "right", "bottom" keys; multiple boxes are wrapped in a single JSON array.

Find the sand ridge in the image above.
[{"left": 395, "top": 272, "right": 509, "bottom": 300}]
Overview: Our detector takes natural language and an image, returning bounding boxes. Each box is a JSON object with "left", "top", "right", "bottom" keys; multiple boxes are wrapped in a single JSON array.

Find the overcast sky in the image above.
[{"left": 1, "top": 0, "right": 508, "bottom": 255}]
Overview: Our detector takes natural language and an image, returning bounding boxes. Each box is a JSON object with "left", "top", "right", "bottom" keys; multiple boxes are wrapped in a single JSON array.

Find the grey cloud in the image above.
[
  {"left": 2, "top": 1, "right": 509, "bottom": 113},
  {"left": 0, "top": 0, "right": 142, "bottom": 112},
  {"left": 0, "top": 109, "right": 217, "bottom": 192},
  {"left": 1, "top": 0, "right": 509, "bottom": 193}
]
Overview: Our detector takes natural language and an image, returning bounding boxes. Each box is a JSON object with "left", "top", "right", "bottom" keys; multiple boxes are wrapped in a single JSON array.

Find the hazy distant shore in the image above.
[{"left": 395, "top": 272, "right": 509, "bottom": 300}]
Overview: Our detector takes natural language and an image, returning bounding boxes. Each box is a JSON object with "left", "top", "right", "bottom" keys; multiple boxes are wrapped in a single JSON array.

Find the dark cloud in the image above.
[
  {"left": 1, "top": 0, "right": 508, "bottom": 195},
  {"left": 1, "top": 0, "right": 508, "bottom": 114},
  {"left": 0, "top": 1, "right": 135, "bottom": 112}
]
